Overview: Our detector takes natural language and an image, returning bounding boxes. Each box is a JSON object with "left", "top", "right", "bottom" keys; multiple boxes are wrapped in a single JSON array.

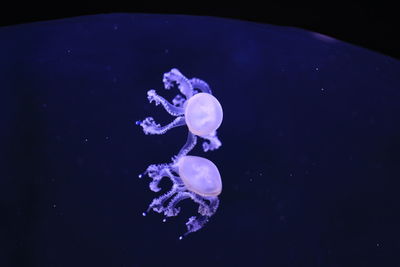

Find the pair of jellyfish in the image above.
[{"left": 137, "top": 68, "right": 223, "bottom": 238}]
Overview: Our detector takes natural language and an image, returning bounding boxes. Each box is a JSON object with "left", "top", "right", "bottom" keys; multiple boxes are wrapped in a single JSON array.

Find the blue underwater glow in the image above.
[{"left": 1, "top": 13, "right": 400, "bottom": 267}]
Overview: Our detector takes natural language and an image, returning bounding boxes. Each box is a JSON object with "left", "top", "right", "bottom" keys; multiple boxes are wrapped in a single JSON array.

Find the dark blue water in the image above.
[{"left": 1, "top": 14, "right": 399, "bottom": 267}]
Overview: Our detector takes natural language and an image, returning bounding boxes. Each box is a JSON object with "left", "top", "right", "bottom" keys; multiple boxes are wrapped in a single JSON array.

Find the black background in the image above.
[{"left": 0, "top": 3, "right": 399, "bottom": 59}]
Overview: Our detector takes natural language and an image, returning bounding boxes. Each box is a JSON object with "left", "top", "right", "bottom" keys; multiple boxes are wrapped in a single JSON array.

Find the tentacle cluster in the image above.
[
  {"left": 140, "top": 162, "right": 220, "bottom": 237},
  {"left": 137, "top": 68, "right": 222, "bottom": 155},
  {"left": 137, "top": 69, "right": 222, "bottom": 238}
]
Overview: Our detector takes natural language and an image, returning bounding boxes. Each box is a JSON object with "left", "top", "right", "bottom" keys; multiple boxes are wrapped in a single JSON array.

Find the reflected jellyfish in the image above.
[{"left": 140, "top": 156, "right": 222, "bottom": 238}]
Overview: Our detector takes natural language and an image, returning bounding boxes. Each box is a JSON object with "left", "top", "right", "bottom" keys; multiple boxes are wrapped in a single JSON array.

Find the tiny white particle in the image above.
[
  {"left": 113, "top": 25, "right": 119, "bottom": 30},
  {"left": 179, "top": 236, "right": 183, "bottom": 240},
  {"left": 376, "top": 243, "right": 380, "bottom": 247},
  {"left": 321, "top": 88, "right": 325, "bottom": 91},
  {"left": 162, "top": 218, "right": 166, "bottom": 222},
  {"left": 315, "top": 67, "right": 319, "bottom": 71},
  {"left": 84, "top": 138, "right": 88, "bottom": 142},
  {"left": 52, "top": 204, "right": 57, "bottom": 208},
  {"left": 105, "top": 136, "right": 109, "bottom": 140},
  {"left": 66, "top": 49, "right": 71, "bottom": 54},
  {"left": 138, "top": 174, "right": 142, "bottom": 178},
  {"left": 142, "top": 212, "right": 146, "bottom": 216},
  {"left": 249, "top": 178, "right": 253, "bottom": 182}
]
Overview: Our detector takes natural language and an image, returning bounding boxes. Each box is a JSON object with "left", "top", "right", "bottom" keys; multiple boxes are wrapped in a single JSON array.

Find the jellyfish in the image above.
[
  {"left": 137, "top": 68, "right": 223, "bottom": 156},
  {"left": 139, "top": 155, "right": 222, "bottom": 238},
  {"left": 137, "top": 69, "right": 224, "bottom": 237}
]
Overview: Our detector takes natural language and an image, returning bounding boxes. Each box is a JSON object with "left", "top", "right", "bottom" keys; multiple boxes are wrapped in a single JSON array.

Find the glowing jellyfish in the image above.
[
  {"left": 137, "top": 68, "right": 223, "bottom": 156},
  {"left": 137, "top": 69, "right": 223, "bottom": 237},
  {"left": 140, "top": 156, "right": 222, "bottom": 238}
]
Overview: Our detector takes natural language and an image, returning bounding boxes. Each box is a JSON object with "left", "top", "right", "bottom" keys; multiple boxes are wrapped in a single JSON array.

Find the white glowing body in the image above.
[
  {"left": 177, "top": 155, "right": 222, "bottom": 197},
  {"left": 184, "top": 93, "right": 223, "bottom": 137}
]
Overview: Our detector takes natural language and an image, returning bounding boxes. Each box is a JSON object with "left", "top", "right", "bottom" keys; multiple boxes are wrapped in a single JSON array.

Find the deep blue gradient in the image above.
[{"left": 1, "top": 14, "right": 399, "bottom": 267}]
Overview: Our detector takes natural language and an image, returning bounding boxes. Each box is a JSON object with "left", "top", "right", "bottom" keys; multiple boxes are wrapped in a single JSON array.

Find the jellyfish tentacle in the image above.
[
  {"left": 147, "top": 89, "right": 184, "bottom": 116},
  {"left": 172, "top": 94, "right": 185, "bottom": 108},
  {"left": 191, "top": 194, "right": 219, "bottom": 216},
  {"left": 139, "top": 116, "right": 185, "bottom": 135},
  {"left": 189, "top": 78, "right": 212, "bottom": 94},
  {"left": 147, "top": 184, "right": 179, "bottom": 213},
  {"left": 163, "top": 68, "right": 193, "bottom": 99},
  {"left": 191, "top": 195, "right": 211, "bottom": 216},
  {"left": 145, "top": 163, "right": 170, "bottom": 178},
  {"left": 164, "top": 192, "right": 191, "bottom": 217},
  {"left": 184, "top": 215, "right": 209, "bottom": 236},
  {"left": 144, "top": 163, "right": 186, "bottom": 213},
  {"left": 182, "top": 196, "right": 220, "bottom": 236},
  {"left": 143, "top": 163, "right": 171, "bottom": 192},
  {"left": 173, "top": 132, "right": 197, "bottom": 161},
  {"left": 207, "top": 196, "right": 220, "bottom": 214},
  {"left": 164, "top": 168, "right": 185, "bottom": 186},
  {"left": 201, "top": 131, "right": 222, "bottom": 152}
]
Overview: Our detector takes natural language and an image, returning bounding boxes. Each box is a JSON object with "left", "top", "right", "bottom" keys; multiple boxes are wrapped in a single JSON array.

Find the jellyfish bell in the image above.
[
  {"left": 184, "top": 93, "right": 223, "bottom": 137},
  {"left": 175, "top": 155, "right": 222, "bottom": 197}
]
